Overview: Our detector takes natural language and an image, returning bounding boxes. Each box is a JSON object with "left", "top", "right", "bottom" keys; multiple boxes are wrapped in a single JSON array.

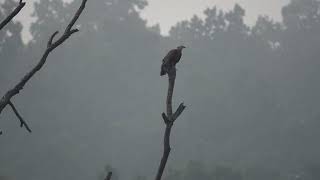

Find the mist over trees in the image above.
[
  {"left": 1, "top": 0, "right": 320, "bottom": 180},
  {"left": 0, "top": 0, "right": 24, "bottom": 85}
]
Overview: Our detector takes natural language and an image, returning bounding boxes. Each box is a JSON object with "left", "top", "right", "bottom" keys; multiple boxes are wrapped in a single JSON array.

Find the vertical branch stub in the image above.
[{"left": 155, "top": 66, "right": 185, "bottom": 180}]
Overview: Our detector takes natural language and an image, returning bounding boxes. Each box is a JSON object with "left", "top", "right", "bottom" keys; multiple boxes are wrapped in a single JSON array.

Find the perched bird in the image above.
[{"left": 160, "top": 45, "right": 186, "bottom": 76}]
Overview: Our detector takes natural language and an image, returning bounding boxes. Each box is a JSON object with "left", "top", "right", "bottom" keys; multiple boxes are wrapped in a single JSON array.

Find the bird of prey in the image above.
[{"left": 160, "top": 45, "right": 186, "bottom": 76}]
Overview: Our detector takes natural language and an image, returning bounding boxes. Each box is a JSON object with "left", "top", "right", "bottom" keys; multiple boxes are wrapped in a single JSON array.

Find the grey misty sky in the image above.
[{"left": 12, "top": 0, "right": 290, "bottom": 43}]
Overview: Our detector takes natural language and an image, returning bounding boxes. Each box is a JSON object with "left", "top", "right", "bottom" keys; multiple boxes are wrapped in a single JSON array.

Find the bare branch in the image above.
[
  {"left": 47, "top": 31, "right": 59, "bottom": 48},
  {"left": 172, "top": 103, "right": 186, "bottom": 121},
  {"left": 0, "top": 0, "right": 88, "bottom": 133},
  {"left": 166, "top": 68, "right": 176, "bottom": 118},
  {"left": 65, "top": 0, "right": 87, "bottom": 33},
  {"left": 104, "top": 172, "right": 112, "bottom": 180},
  {"left": 69, "top": 28, "right": 79, "bottom": 34},
  {"left": 161, "top": 112, "right": 169, "bottom": 124},
  {"left": 155, "top": 67, "right": 186, "bottom": 180},
  {"left": 0, "top": 0, "right": 26, "bottom": 30},
  {"left": 8, "top": 101, "right": 31, "bottom": 133}
]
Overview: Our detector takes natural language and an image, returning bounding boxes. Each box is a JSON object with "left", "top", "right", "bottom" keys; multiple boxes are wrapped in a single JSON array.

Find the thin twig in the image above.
[
  {"left": 172, "top": 103, "right": 186, "bottom": 121},
  {"left": 8, "top": 101, "right": 31, "bottom": 133},
  {"left": 0, "top": 0, "right": 26, "bottom": 30},
  {"left": 0, "top": 0, "right": 88, "bottom": 133},
  {"left": 155, "top": 67, "right": 186, "bottom": 180}
]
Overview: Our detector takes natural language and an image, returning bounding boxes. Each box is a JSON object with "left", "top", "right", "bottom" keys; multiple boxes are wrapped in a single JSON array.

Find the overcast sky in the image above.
[
  {"left": 142, "top": 0, "right": 289, "bottom": 33},
  {"left": 12, "top": 0, "right": 290, "bottom": 42}
]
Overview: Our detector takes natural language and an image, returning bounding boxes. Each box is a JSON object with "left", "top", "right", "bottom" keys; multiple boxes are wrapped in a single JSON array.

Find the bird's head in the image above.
[{"left": 177, "top": 45, "right": 186, "bottom": 51}]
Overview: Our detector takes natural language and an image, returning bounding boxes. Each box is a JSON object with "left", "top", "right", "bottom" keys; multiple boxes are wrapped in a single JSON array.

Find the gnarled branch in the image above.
[
  {"left": 155, "top": 67, "right": 186, "bottom": 180},
  {"left": 0, "top": 0, "right": 88, "bottom": 134},
  {"left": 0, "top": 0, "right": 26, "bottom": 30}
]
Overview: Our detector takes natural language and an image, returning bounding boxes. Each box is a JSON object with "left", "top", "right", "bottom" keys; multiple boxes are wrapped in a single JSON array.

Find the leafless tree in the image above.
[
  {"left": 0, "top": 0, "right": 26, "bottom": 30},
  {"left": 155, "top": 67, "right": 186, "bottom": 180},
  {"left": 0, "top": 0, "right": 88, "bottom": 135}
]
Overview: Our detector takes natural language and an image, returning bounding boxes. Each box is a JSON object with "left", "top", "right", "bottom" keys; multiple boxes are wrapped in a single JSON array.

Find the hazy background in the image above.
[
  {"left": 1, "top": 0, "right": 320, "bottom": 180},
  {"left": 10, "top": 0, "right": 289, "bottom": 42}
]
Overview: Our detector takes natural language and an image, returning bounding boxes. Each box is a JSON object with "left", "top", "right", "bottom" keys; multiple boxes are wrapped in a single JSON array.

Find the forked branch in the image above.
[
  {"left": 155, "top": 67, "right": 186, "bottom": 180},
  {"left": 0, "top": 0, "right": 26, "bottom": 30},
  {"left": 0, "top": 0, "right": 88, "bottom": 134}
]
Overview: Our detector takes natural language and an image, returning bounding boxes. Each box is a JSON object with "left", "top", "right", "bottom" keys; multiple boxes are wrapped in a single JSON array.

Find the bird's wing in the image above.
[{"left": 162, "top": 49, "right": 177, "bottom": 64}]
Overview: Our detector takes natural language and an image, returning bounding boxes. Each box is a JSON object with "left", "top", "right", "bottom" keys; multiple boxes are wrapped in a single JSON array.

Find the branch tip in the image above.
[
  {"left": 20, "top": 0, "right": 25, "bottom": 5},
  {"left": 70, "top": 28, "right": 79, "bottom": 34},
  {"left": 48, "top": 31, "right": 59, "bottom": 47},
  {"left": 8, "top": 101, "right": 32, "bottom": 133},
  {"left": 162, "top": 113, "right": 169, "bottom": 124},
  {"left": 172, "top": 103, "right": 186, "bottom": 121}
]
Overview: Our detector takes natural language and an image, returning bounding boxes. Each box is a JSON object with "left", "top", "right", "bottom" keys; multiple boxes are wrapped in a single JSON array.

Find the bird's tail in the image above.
[{"left": 160, "top": 65, "right": 166, "bottom": 76}]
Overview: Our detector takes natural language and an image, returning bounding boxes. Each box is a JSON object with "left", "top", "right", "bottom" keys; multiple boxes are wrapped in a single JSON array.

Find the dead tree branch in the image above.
[
  {"left": 155, "top": 67, "right": 186, "bottom": 180},
  {"left": 0, "top": 0, "right": 26, "bottom": 30},
  {"left": 104, "top": 172, "right": 112, "bottom": 180},
  {"left": 8, "top": 101, "right": 31, "bottom": 132},
  {"left": 0, "top": 0, "right": 88, "bottom": 134}
]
